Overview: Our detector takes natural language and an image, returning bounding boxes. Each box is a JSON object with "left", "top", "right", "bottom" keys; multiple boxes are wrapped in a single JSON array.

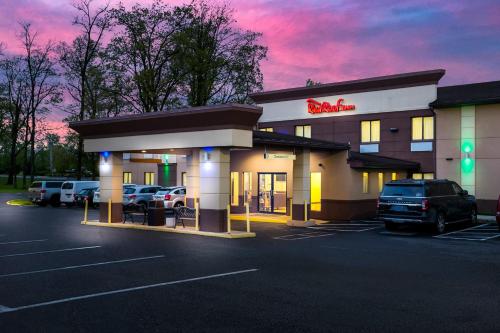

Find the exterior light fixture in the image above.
[
  {"left": 461, "top": 140, "right": 474, "bottom": 174},
  {"left": 141, "top": 150, "right": 147, "bottom": 153},
  {"left": 101, "top": 151, "right": 110, "bottom": 162}
]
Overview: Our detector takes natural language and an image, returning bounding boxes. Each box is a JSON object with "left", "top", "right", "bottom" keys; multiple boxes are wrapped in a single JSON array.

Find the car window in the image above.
[
  {"left": 451, "top": 183, "right": 463, "bottom": 194},
  {"left": 124, "top": 187, "right": 136, "bottom": 194},
  {"left": 381, "top": 185, "right": 424, "bottom": 197},
  {"left": 172, "top": 189, "right": 179, "bottom": 194},
  {"left": 30, "top": 182, "right": 42, "bottom": 188},
  {"left": 46, "top": 182, "right": 63, "bottom": 188},
  {"left": 78, "top": 189, "right": 88, "bottom": 195},
  {"left": 179, "top": 188, "right": 186, "bottom": 195},
  {"left": 62, "top": 182, "right": 73, "bottom": 190}
]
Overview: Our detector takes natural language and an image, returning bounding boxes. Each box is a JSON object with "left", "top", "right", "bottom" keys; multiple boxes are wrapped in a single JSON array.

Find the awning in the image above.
[
  {"left": 348, "top": 151, "right": 419, "bottom": 171},
  {"left": 253, "top": 131, "right": 349, "bottom": 151}
]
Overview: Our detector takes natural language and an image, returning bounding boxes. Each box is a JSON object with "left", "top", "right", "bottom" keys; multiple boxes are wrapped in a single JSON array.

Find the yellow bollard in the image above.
[
  {"left": 227, "top": 204, "right": 231, "bottom": 233},
  {"left": 108, "top": 199, "right": 112, "bottom": 224},
  {"left": 304, "top": 200, "right": 308, "bottom": 222},
  {"left": 245, "top": 202, "right": 250, "bottom": 233},
  {"left": 83, "top": 198, "right": 88, "bottom": 224},
  {"left": 289, "top": 199, "right": 293, "bottom": 219},
  {"left": 194, "top": 200, "right": 199, "bottom": 231}
]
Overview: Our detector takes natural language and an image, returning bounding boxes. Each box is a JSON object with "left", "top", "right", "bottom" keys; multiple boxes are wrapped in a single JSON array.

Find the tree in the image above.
[
  {"left": 58, "top": 0, "right": 110, "bottom": 180},
  {"left": 20, "top": 23, "right": 61, "bottom": 185},
  {"left": 107, "top": 1, "right": 191, "bottom": 113},
  {"left": 177, "top": 1, "right": 267, "bottom": 106}
]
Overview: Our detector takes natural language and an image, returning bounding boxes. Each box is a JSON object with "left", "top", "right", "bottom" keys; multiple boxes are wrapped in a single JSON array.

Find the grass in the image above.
[
  {"left": 6, "top": 199, "right": 34, "bottom": 206},
  {"left": 0, "top": 183, "right": 28, "bottom": 193}
]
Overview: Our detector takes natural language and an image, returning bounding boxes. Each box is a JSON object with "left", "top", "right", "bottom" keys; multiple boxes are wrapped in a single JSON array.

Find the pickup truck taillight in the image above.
[
  {"left": 164, "top": 194, "right": 171, "bottom": 200},
  {"left": 128, "top": 194, "right": 136, "bottom": 199},
  {"left": 421, "top": 199, "right": 430, "bottom": 211},
  {"left": 40, "top": 189, "right": 46, "bottom": 194}
]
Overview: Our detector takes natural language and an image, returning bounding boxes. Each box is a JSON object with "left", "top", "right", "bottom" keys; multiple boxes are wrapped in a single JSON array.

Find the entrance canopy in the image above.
[{"left": 69, "top": 104, "right": 263, "bottom": 153}]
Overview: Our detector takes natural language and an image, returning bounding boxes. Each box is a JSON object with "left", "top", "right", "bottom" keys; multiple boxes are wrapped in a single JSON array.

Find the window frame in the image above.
[
  {"left": 230, "top": 171, "right": 239, "bottom": 206},
  {"left": 144, "top": 172, "right": 155, "bottom": 185},
  {"left": 123, "top": 172, "right": 132, "bottom": 184},
  {"left": 411, "top": 116, "right": 434, "bottom": 141},
  {"left": 360, "top": 120, "right": 380, "bottom": 143},
  {"left": 295, "top": 125, "right": 312, "bottom": 138},
  {"left": 259, "top": 127, "right": 273, "bottom": 132},
  {"left": 362, "top": 172, "right": 369, "bottom": 193}
]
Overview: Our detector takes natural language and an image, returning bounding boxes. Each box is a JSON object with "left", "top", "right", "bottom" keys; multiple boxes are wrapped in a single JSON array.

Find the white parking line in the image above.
[
  {"left": 0, "top": 255, "right": 166, "bottom": 278},
  {"left": 310, "top": 226, "right": 381, "bottom": 232},
  {"left": 0, "top": 239, "right": 48, "bottom": 245},
  {"left": 274, "top": 232, "right": 335, "bottom": 240},
  {"left": 434, "top": 223, "right": 500, "bottom": 241},
  {"left": 0, "top": 246, "right": 101, "bottom": 258},
  {"left": 0, "top": 268, "right": 259, "bottom": 314}
]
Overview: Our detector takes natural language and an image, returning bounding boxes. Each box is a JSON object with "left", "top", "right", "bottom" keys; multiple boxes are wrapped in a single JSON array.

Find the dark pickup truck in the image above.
[{"left": 377, "top": 179, "right": 477, "bottom": 234}]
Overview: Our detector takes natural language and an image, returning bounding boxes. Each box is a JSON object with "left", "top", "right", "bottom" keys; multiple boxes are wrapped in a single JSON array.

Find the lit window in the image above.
[
  {"left": 391, "top": 172, "right": 397, "bottom": 181},
  {"left": 378, "top": 173, "right": 384, "bottom": 193},
  {"left": 144, "top": 172, "right": 155, "bottom": 185},
  {"left": 231, "top": 172, "right": 239, "bottom": 206},
  {"left": 412, "top": 173, "right": 434, "bottom": 180},
  {"left": 259, "top": 127, "right": 273, "bottom": 132},
  {"left": 361, "top": 120, "right": 380, "bottom": 143},
  {"left": 362, "top": 172, "right": 369, "bottom": 193},
  {"left": 412, "top": 116, "right": 434, "bottom": 140},
  {"left": 123, "top": 172, "right": 132, "bottom": 184},
  {"left": 295, "top": 125, "right": 311, "bottom": 138},
  {"left": 181, "top": 172, "right": 187, "bottom": 186},
  {"left": 311, "top": 172, "right": 321, "bottom": 211},
  {"left": 243, "top": 172, "right": 252, "bottom": 203}
]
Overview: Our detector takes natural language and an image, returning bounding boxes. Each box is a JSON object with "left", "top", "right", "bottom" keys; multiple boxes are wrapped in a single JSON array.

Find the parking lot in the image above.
[{"left": 1, "top": 192, "right": 500, "bottom": 332}]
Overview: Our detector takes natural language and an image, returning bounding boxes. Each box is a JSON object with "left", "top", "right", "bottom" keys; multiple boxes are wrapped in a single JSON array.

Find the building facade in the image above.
[{"left": 70, "top": 69, "right": 500, "bottom": 230}]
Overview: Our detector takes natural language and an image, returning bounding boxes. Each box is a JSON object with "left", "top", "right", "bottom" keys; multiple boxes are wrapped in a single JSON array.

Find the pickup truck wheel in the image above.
[
  {"left": 434, "top": 212, "right": 446, "bottom": 234},
  {"left": 470, "top": 207, "right": 478, "bottom": 225},
  {"left": 384, "top": 222, "right": 397, "bottom": 231}
]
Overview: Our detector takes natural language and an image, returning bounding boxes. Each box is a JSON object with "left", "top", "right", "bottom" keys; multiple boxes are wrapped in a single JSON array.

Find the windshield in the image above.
[
  {"left": 381, "top": 185, "right": 425, "bottom": 197},
  {"left": 62, "top": 182, "right": 73, "bottom": 190},
  {"left": 124, "top": 187, "right": 136, "bottom": 194},
  {"left": 78, "top": 189, "right": 89, "bottom": 195}
]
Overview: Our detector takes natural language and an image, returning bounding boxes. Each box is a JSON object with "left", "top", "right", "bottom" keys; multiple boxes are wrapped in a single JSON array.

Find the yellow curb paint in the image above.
[
  {"left": 81, "top": 221, "right": 256, "bottom": 239},
  {"left": 6, "top": 200, "right": 34, "bottom": 207}
]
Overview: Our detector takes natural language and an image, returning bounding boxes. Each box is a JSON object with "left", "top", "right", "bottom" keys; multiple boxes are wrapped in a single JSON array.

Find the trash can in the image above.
[
  {"left": 147, "top": 200, "right": 165, "bottom": 226},
  {"left": 165, "top": 208, "right": 176, "bottom": 228}
]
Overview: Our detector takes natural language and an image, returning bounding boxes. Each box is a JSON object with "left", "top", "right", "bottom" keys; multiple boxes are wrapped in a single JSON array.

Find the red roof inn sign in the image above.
[{"left": 307, "top": 98, "right": 356, "bottom": 114}]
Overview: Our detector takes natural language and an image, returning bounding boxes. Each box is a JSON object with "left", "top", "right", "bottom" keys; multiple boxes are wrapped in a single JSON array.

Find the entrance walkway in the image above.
[{"left": 230, "top": 213, "right": 289, "bottom": 224}]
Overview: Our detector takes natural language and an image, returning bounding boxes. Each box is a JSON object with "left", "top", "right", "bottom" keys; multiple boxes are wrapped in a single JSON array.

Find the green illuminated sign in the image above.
[
  {"left": 461, "top": 157, "right": 474, "bottom": 173},
  {"left": 461, "top": 141, "right": 474, "bottom": 153}
]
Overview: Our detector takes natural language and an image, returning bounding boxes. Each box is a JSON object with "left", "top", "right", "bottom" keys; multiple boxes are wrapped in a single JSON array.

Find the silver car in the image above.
[
  {"left": 123, "top": 185, "right": 163, "bottom": 207},
  {"left": 93, "top": 184, "right": 135, "bottom": 208},
  {"left": 153, "top": 186, "right": 186, "bottom": 208},
  {"left": 28, "top": 181, "right": 64, "bottom": 207}
]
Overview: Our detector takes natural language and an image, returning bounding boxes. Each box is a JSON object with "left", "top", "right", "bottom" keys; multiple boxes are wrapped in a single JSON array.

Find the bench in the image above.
[
  {"left": 123, "top": 203, "right": 147, "bottom": 225},
  {"left": 174, "top": 206, "right": 197, "bottom": 228}
]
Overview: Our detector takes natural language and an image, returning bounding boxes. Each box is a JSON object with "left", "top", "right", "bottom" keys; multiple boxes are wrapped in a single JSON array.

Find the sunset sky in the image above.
[{"left": 1, "top": 0, "right": 499, "bottom": 131}]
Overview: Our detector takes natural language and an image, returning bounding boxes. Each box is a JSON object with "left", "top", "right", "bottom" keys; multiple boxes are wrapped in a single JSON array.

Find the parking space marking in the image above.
[
  {"left": 0, "top": 239, "right": 48, "bottom": 245},
  {"left": 0, "top": 255, "right": 166, "bottom": 278},
  {"left": 434, "top": 223, "right": 500, "bottom": 241},
  {"left": 309, "top": 222, "right": 384, "bottom": 233},
  {"left": 0, "top": 246, "right": 101, "bottom": 258},
  {"left": 0, "top": 268, "right": 259, "bottom": 314},
  {"left": 274, "top": 231, "right": 335, "bottom": 240}
]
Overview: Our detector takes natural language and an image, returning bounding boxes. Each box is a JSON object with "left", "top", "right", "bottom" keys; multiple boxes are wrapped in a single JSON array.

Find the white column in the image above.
[
  {"left": 99, "top": 152, "right": 123, "bottom": 222},
  {"left": 186, "top": 149, "right": 200, "bottom": 207}
]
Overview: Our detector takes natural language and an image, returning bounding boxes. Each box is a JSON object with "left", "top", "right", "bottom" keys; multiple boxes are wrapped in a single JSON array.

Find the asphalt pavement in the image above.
[{"left": 0, "top": 192, "right": 499, "bottom": 332}]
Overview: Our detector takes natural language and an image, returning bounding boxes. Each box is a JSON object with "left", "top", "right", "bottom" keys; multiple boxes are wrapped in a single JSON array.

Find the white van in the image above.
[{"left": 60, "top": 181, "right": 99, "bottom": 206}]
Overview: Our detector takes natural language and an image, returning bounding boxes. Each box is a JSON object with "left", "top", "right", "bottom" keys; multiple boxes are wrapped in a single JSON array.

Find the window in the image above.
[
  {"left": 412, "top": 173, "right": 434, "bottom": 180},
  {"left": 243, "top": 172, "right": 252, "bottom": 203},
  {"left": 378, "top": 173, "right": 384, "bottom": 193},
  {"left": 310, "top": 172, "right": 321, "bottom": 211},
  {"left": 391, "top": 172, "right": 397, "bottom": 181},
  {"left": 181, "top": 172, "right": 187, "bottom": 186},
  {"left": 412, "top": 116, "right": 434, "bottom": 140},
  {"left": 362, "top": 172, "right": 369, "bottom": 193},
  {"left": 144, "top": 172, "right": 155, "bottom": 185},
  {"left": 295, "top": 125, "right": 311, "bottom": 138},
  {"left": 230, "top": 172, "right": 239, "bottom": 206},
  {"left": 259, "top": 127, "right": 273, "bottom": 132},
  {"left": 361, "top": 120, "right": 380, "bottom": 143},
  {"left": 123, "top": 172, "right": 132, "bottom": 184}
]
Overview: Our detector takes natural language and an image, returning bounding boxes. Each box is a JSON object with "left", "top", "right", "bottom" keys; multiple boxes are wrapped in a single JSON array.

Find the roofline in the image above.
[
  {"left": 431, "top": 80, "right": 500, "bottom": 108},
  {"left": 250, "top": 69, "right": 445, "bottom": 104}
]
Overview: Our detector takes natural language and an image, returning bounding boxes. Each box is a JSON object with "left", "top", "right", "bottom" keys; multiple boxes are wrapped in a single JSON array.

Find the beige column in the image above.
[
  {"left": 199, "top": 148, "right": 230, "bottom": 232},
  {"left": 292, "top": 149, "right": 311, "bottom": 221},
  {"left": 186, "top": 149, "right": 200, "bottom": 208},
  {"left": 99, "top": 152, "right": 123, "bottom": 223}
]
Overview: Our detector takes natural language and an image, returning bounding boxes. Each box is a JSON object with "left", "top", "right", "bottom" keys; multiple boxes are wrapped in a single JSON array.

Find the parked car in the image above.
[
  {"left": 93, "top": 184, "right": 135, "bottom": 208},
  {"left": 60, "top": 181, "right": 99, "bottom": 207},
  {"left": 74, "top": 187, "right": 98, "bottom": 207},
  {"left": 28, "top": 181, "right": 64, "bottom": 207},
  {"left": 153, "top": 186, "right": 186, "bottom": 208},
  {"left": 123, "top": 185, "right": 163, "bottom": 208},
  {"left": 496, "top": 194, "right": 500, "bottom": 228},
  {"left": 377, "top": 179, "right": 477, "bottom": 234}
]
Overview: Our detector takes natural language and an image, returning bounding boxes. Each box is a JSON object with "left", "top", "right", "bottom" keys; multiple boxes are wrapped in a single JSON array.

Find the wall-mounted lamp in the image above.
[
  {"left": 389, "top": 128, "right": 399, "bottom": 133},
  {"left": 101, "top": 151, "right": 110, "bottom": 162},
  {"left": 445, "top": 158, "right": 453, "bottom": 161},
  {"left": 318, "top": 163, "right": 324, "bottom": 168}
]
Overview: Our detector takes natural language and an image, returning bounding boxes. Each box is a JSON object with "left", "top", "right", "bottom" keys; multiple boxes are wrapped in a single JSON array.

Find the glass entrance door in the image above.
[{"left": 258, "top": 173, "right": 287, "bottom": 214}]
